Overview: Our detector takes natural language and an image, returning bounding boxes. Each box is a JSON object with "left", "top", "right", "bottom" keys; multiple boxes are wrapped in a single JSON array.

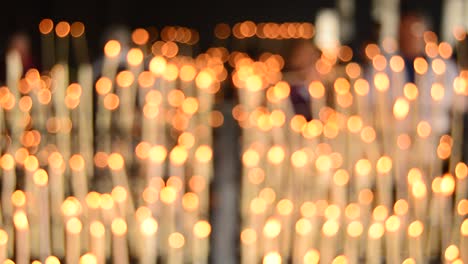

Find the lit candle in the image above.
[
  {"left": 319, "top": 219, "right": 339, "bottom": 264},
  {"left": 89, "top": 221, "right": 106, "bottom": 264},
  {"left": 139, "top": 217, "right": 158, "bottom": 264},
  {"left": 66, "top": 217, "right": 82, "bottom": 264},
  {"left": 48, "top": 151, "right": 66, "bottom": 257},
  {"left": 192, "top": 220, "right": 211, "bottom": 263},
  {"left": 0, "top": 229, "right": 8, "bottom": 263},
  {"left": 460, "top": 220, "right": 468, "bottom": 263},
  {"left": 33, "top": 169, "right": 51, "bottom": 261},
  {"left": 407, "top": 220, "right": 424, "bottom": 263},
  {"left": 240, "top": 228, "right": 257, "bottom": 263},
  {"left": 167, "top": 232, "right": 185, "bottom": 264},
  {"left": 38, "top": 18, "right": 55, "bottom": 70},
  {"left": 344, "top": 221, "right": 363, "bottom": 264},
  {"left": 13, "top": 210, "right": 29, "bottom": 264},
  {"left": 366, "top": 222, "right": 384, "bottom": 264},
  {"left": 77, "top": 64, "right": 94, "bottom": 178},
  {"left": 384, "top": 215, "right": 401, "bottom": 264},
  {"left": 111, "top": 218, "right": 129, "bottom": 264}
]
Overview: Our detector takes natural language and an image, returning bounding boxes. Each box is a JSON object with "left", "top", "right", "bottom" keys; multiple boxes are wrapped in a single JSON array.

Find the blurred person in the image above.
[{"left": 283, "top": 39, "right": 322, "bottom": 121}]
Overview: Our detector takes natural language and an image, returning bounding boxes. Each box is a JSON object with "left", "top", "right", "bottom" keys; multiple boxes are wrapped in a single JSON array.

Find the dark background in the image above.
[{"left": 0, "top": 0, "right": 442, "bottom": 61}]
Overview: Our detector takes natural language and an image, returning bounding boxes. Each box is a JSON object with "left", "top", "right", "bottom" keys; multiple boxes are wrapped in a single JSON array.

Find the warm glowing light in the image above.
[
  {"left": 111, "top": 218, "right": 127, "bottom": 236},
  {"left": 148, "top": 145, "right": 167, "bottom": 163},
  {"left": 408, "top": 220, "right": 424, "bottom": 237},
  {"left": 0, "top": 229, "right": 8, "bottom": 246},
  {"left": 355, "top": 159, "right": 372, "bottom": 176},
  {"left": 461, "top": 219, "right": 468, "bottom": 235},
  {"left": 372, "top": 205, "right": 389, "bottom": 222},
  {"left": 103, "top": 93, "right": 119, "bottom": 110},
  {"left": 267, "top": 145, "right": 285, "bottom": 165},
  {"left": 79, "top": 253, "right": 97, "bottom": 264},
  {"left": 334, "top": 78, "right": 350, "bottom": 95},
  {"left": 33, "top": 169, "right": 48, "bottom": 186},
  {"left": 385, "top": 215, "right": 400, "bottom": 232},
  {"left": 291, "top": 150, "right": 308, "bottom": 168},
  {"left": 360, "top": 126, "right": 376, "bottom": 143},
  {"left": 444, "top": 245, "right": 459, "bottom": 261},
  {"left": 389, "top": 55, "right": 404, "bottom": 72},
  {"left": 322, "top": 219, "right": 339, "bottom": 237},
  {"left": 374, "top": 72, "right": 389, "bottom": 91},
  {"left": 345, "top": 203, "right": 360, "bottom": 220},
  {"left": 414, "top": 57, "right": 428, "bottom": 74},
  {"left": 346, "top": 221, "right": 363, "bottom": 237},
  {"left": 108, "top": 153, "right": 124, "bottom": 170},
  {"left": 55, "top": 21, "right": 70, "bottom": 37},
  {"left": 393, "top": 97, "right": 409, "bottom": 120},
  {"left": 304, "top": 249, "right": 320, "bottom": 264},
  {"left": 295, "top": 218, "right": 312, "bottom": 235},
  {"left": 196, "top": 70, "right": 214, "bottom": 89},
  {"left": 354, "top": 78, "right": 369, "bottom": 96},
  {"left": 332, "top": 255, "right": 348, "bottom": 264},
  {"left": 140, "top": 217, "right": 158, "bottom": 236},
  {"left": 430, "top": 83, "right": 445, "bottom": 101},
  {"left": 440, "top": 173, "right": 455, "bottom": 195},
  {"left": 66, "top": 217, "right": 82, "bottom": 234},
  {"left": 149, "top": 56, "right": 167, "bottom": 75},
  {"left": 193, "top": 220, "right": 211, "bottom": 238},
  {"left": 417, "top": 121, "right": 431, "bottom": 138},
  {"left": 132, "top": 28, "right": 149, "bottom": 45},
  {"left": 263, "top": 252, "right": 281, "bottom": 264},
  {"left": 104, "top": 40, "right": 121, "bottom": 58},
  {"left": 160, "top": 186, "right": 177, "bottom": 204},
  {"left": 263, "top": 218, "right": 282, "bottom": 238},
  {"left": 70, "top": 22, "right": 85, "bottom": 38},
  {"left": 96, "top": 77, "right": 112, "bottom": 95},
  {"left": 182, "top": 192, "right": 199, "bottom": 211},
  {"left": 127, "top": 48, "right": 144, "bottom": 66},
  {"left": 90, "top": 221, "right": 105, "bottom": 238},
  {"left": 11, "top": 190, "right": 26, "bottom": 207},
  {"left": 39, "top": 19, "right": 54, "bottom": 34},
  {"left": 168, "top": 232, "right": 185, "bottom": 249},
  {"left": 277, "top": 199, "right": 293, "bottom": 215},
  {"left": 45, "top": 256, "right": 61, "bottom": 264},
  {"left": 456, "top": 162, "right": 468, "bottom": 179},
  {"left": 368, "top": 222, "right": 385, "bottom": 239},
  {"left": 301, "top": 201, "right": 317, "bottom": 218},
  {"left": 358, "top": 189, "right": 373, "bottom": 205},
  {"left": 403, "top": 83, "right": 418, "bottom": 100},
  {"left": 394, "top": 199, "right": 409, "bottom": 216}
]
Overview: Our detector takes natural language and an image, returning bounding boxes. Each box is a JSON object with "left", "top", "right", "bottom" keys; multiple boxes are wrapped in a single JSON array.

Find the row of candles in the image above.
[
  {"left": 0, "top": 20, "right": 223, "bottom": 264},
  {"left": 1, "top": 17, "right": 468, "bottom": 263},
  {"left": 234, "top": 32, "right": 468, "bottom": 263}
]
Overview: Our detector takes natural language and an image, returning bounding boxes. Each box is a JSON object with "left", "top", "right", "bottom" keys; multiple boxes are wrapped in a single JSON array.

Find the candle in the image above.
[
  {"left": 89, "top": 221, "right": 106, "bottom": 264},
  {"left": 33, "top": 169, "right": 51, "bottom": 261},
  {"left": 79, "top": 253, "right": 98, "bottom": 264},
  {"left": 366, "top": 222, "right": 384, "bottom": 264},
  {"left": 192, "top": 220, "right": 211, "bottom": 263},
  {"left": 139, "top": 217, "right": 158, "bottom": 264},
  {"left": 48, "top": 151, "right": 66, "bottom": 257},
  {"left": 0, "top": 229, "right": 8, "bottom": 263},
  {"left": 66, "top": 217, "right": 82, "bottom": 264},
  {"left": 167, "top": 232, "right": 185, "bottom": 264},
  {"left": 77, "top": 64, "right": 94, "bottom": 178},
  {"left": 460, "top": 220, "right": 468, "bottom": 263},
  {"left": 384, "top": 215, "right": 401, "bottom": 264},
  {"left": 344, "top": 221, "right": 363, "bottom": 264},
  {"left": 319, "top": 219, "right": 339, "bottom": 264},
  {"left": 13, "top": 210, "right": 29, "bottom": 264},
  {"left": 111, "top": 218, "right": 129, "bottom": 264},
  {"left": 38, "top": 18, "right": 55, "bottom": 70},
  {"left": 240, "top": 228, "right": 257, "bottom": 263},
  {"left": 407, "top": 220, "right": 424, "bottom": 263}
]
